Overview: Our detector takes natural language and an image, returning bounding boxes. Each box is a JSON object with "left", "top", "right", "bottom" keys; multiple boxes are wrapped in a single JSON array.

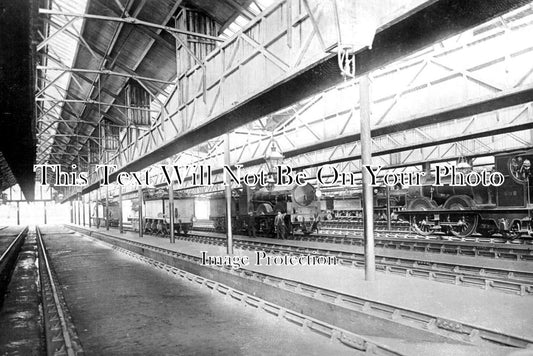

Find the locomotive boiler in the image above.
[
  {"left": 398, "top": 150, "right": 532, "bottom": 238},
  {"left": 210, "top": 183, "right": 321, "bottom": 236}
]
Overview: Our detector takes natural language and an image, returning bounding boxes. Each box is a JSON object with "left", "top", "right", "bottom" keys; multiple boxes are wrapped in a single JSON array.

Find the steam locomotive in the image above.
[
  {"left": 226, "top": 149, "right": 531, "bottom": 240},
  {"left": 209, "top": 183, "right": 322, "bottom": 237},
  {"left": 398, "top": 149, "right": 532, "bottom": 238},
  {"left": 91, "top": 149, "right": 531, "bottom": 241}
]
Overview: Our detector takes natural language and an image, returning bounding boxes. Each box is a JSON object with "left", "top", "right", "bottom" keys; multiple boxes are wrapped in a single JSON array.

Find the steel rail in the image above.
[
  {"left": 319, "top": 220, "right": 532, "bottom": 245},
  {"left": 190, "top": 225, "right": 533, "bottom": 261},
  {"left": 35, "top": 227, "right": 78, "bottom": 356},
  {"left": 177, "top": 232, "right": 533, "bottom": 296},
  {"left": 290, "top": 231, "right": 533, "bottom": 261},
  {"left": 67, "top": 224, "right": 533, "bottom": 348}
]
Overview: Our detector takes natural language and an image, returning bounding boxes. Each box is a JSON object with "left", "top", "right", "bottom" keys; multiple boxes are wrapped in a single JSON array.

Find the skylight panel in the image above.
[
  {"left": 256, "top": 0, "right": 275, "bottom": 10},
  {"left": 234, "top": 15, "right": 248, "bottom": 27},
  {"left": 248, "top": 2, "right": 262, "bottom": 15},
  {"left": 38, "top": 0, "right": 88, "bottom": 165}
]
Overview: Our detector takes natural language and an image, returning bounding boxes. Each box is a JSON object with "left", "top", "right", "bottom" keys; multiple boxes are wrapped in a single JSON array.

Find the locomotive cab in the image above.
[
  {"left": 490, "top": 150, "right": 533, "bottom": 236},
  {"left": 496, "top": 151, "right": 532, "bottom": 208}
]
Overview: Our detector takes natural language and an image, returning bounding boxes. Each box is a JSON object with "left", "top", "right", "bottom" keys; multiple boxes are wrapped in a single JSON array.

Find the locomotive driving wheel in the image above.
[
  {"left": 447, "top": 214, "right": 478, "bottom": 238},
  {"left": 443, "top": 195, "right": 478, "bottom": 238},
  {"left": 411, "top": 215, "right": 432, "bottom": 236},
  {"left": 407, "top": 197, "right": 438, "bottom": 236},
  {"left": 503, "top": 221, "right": 521, "bottom": 240}
]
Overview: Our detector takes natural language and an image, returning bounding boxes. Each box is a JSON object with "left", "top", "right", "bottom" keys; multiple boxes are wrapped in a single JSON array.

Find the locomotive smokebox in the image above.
[{"left": 292, "top": 184, "right": 316, "bottom": 207}]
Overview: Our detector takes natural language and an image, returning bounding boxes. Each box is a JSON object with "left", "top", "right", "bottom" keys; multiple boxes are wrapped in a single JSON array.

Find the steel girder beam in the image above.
[
  {"left": 155, "top": 125, "right": 533, "bottom": 192},
  {"left": 49, "top": 0, "right": 144, "bottom": 168},
  {"left": 139, "top": 8, "right": 533, "bottom": 178},
  {"left": 283, "top": 84, "right": 533, "bottom": 166},
  {"left": 36, "top": 98, "right": 159, "bottom": 112},
  {"left": 72, "top": 0, "right": 531, "bottom": 199},
  {"left": 91, "top": 0, "right": 176, "bottom": 53},
  {"left": 57, "top": 0, "right": 182, "bottom": 169},
  {"left": 38, "top": 9, "right": 224, "bottom": 42},
  {"left": 37, "top": 66, "right": 174, "bottom": 85},
  {"left": 99, "top": 141, "right": 532, "bottom": 197},
  {"left": 129, "top": 84, "right": 533, "bottom": 186},
  {"left": 77, "top": 96, "right": 533, "bottom": 197}
]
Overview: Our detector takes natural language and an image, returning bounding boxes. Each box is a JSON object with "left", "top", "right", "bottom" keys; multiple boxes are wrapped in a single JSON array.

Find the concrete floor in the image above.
[
  {"left": 41, "top": 230, "right": 361, "bottom": 355},
  {"left": 67, "top": 225, "right": 533, "bottom": 340}
]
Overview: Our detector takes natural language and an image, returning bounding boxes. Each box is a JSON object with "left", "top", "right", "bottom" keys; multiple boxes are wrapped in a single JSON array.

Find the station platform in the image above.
[
  {"left": 0, "top": 232, "right": 17, "bottom": 256},
  {"left": 0, "top": 226, "right": 26, "bottom": 283},
  {"left": 0, "top": 226, "right": 25, "bottom": 238},
  {"left": 64, "top": 224, "right": 533, "bottom": 354}
]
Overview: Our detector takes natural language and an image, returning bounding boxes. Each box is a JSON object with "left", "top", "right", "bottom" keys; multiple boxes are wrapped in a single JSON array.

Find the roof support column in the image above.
[
  {"left": 386, "top": 186, "right": 391, "bottom": 231},
  {"left": 88, "top": 192, "right": 92, "bottom": 228},
  {"left": 96, "top": 189, "right": 100, "bottom": 228},
  {"left": 77, "top": 194, "right": 81, "bottom": 226},
  {"left": 44, "top": 201, "right": 47, "bottom": 225},
  {"left": 118, "top": 186, "right": 123, "bottom": 233},
  {"left": 105, "top": 186, "right": 110, "bottom": 231},
  {"left": 169, "top": 182, "right": 175, "bottom": 244},
  {"left": 138, "top": 187, "right": 143, "bottom": 238},
  {"left": 360, "top": 74, "right": 375, "bottom": 281},
  {"left": 225, "top": 132, "right": 233, "bottom": 255}
]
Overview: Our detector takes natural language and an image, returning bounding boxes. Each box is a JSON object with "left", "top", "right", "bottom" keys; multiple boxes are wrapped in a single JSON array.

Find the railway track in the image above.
[
  {"left": 194, "top": 218, "right": 532, "bottom": 244},
  {"left": 318, "top": 225, "right": 529, "bottom": 245},
  {"left": 35, "top": 227, "right": 84, "bottom": 356},
  {"left": 68, "top": 225, "right": 533, "bottom": 349},
  {"left": 178, "top": 231, "right": 533, "bottom": 296},
  {"left": 190, "top": 226, "right": 533, "bottom": 261},
  {"left": 290, "top": 231, "right": 533, "bottom": 262}
]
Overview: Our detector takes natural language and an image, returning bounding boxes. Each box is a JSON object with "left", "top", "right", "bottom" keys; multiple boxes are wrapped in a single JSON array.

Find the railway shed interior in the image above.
[{"left": 1, "top": 0, "right": 533, "bottom": 355}]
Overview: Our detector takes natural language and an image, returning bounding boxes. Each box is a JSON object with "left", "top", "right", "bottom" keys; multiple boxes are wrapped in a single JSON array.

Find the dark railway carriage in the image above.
[{"left": 398, "top": 150, "right": 533, "bottom": 238}]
